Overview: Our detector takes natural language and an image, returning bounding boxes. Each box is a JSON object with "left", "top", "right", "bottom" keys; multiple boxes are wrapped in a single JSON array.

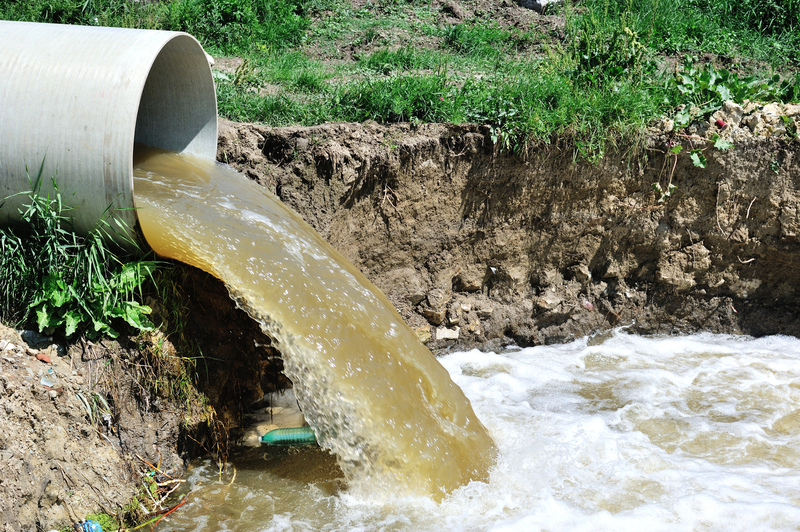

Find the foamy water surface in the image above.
[{"left": 166, "top": 331, "right": 800, "bottom": 531}]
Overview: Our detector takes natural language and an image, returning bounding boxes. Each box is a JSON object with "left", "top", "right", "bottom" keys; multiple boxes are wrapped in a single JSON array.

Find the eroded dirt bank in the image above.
[
  {"left": 0, "top": 324, "right": 179, "bottom": 530},
  {"left": 0, "top": 267, "right": 288, "bottom": 531},
  {"left": 218, "top": 117, "right": 800, "bottom": 351}
]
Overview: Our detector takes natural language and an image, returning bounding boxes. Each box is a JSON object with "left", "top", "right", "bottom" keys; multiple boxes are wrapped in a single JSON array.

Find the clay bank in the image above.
[{"left": 217, "top": 103, "right": 800, "bottom": 352}]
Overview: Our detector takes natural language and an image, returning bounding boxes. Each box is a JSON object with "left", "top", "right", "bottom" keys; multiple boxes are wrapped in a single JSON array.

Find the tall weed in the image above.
[{"left": 0, "top": 167, "right": 157, "bottom": 339}]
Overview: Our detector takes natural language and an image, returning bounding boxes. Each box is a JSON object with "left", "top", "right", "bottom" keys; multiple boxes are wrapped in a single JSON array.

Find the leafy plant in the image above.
[
  {"left": 671, "top": 58, "right": 786, "bottom": 125},
  {"left": 712, "top": 133, "right": 734, "bottom": 150},
  {"left": 652, "top": 181, "right": 678, "bottom": 202},
  {"left": 570, "top": 11, "right": 648, "bottom": 87},
  {"left": 0, "top": 167, "right": 157, "bottom": 339},
  {"left": 689, "top": 148, "right": 707, "bottom": 168}
]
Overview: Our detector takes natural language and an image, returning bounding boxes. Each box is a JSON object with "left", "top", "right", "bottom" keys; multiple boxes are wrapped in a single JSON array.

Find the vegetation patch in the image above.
[
  {"left": 0, "top": 168, "right": 156, "bottom": 339},
  {"left": 3, "top": 0, "right": 798, "bottom": 160}
]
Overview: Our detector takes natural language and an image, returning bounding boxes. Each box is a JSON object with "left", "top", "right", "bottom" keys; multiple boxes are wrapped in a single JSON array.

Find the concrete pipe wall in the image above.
[{"left": 0, "top": 21, "right": 217, "bottom": 246}]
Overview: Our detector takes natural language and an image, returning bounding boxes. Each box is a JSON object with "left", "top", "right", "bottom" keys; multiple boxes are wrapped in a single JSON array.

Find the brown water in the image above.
[
  {"left": 132, "top": 148, "right": 496, "bottom": 500},
  {"left": 165, "top": 332, "right": 800, "bottom": 531}
]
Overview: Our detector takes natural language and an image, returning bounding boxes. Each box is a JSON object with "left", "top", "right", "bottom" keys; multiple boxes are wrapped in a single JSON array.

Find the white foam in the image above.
[{"left": 169, "top": 331, "right": 800, "bottom": 531}]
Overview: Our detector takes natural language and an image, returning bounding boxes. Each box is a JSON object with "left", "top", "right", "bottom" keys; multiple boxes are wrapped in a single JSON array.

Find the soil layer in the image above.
[{"left": 218, "top": 118, "right": 800, "bottom": 351}]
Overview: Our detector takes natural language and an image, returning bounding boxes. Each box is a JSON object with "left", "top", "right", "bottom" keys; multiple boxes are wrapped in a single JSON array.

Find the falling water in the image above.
[{"left": 132, "top": 147, "right": 496, "bottom": 500}]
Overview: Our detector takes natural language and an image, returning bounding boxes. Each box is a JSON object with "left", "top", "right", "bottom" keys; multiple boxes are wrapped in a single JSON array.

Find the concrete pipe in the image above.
[{"left": 0, "top": 21, "right": 217, "bottom": 246}]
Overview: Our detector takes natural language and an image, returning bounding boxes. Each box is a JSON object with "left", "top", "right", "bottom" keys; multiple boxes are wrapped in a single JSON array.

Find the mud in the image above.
[
  {"left": 217, "top": 117, "right": 800, "bottom": 351},
  {"left": 0, "top": 325, "right": 164, "bottom": 531}
]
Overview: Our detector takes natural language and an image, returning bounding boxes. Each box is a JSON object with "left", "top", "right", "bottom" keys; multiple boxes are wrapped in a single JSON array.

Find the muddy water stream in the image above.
[
  {"left": 132, "top": 149, "right": 495, "bottom": 500},
  {"left": 132, "top": 150, "right": 800, "bottom": 531},
  {"left": 163, "top": 332, "right": 800, "bottom": 531}
]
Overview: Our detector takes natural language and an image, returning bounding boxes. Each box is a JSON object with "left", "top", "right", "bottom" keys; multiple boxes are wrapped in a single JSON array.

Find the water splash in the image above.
[{"left": 132, "top": 148, "right": 495, "bottom": 499}]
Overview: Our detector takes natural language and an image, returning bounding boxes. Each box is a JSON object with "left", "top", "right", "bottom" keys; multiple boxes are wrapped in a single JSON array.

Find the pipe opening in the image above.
[
  {"left": 134, "top": 34, "right": 217, "bottom": 158},
  {"left": 0, "top": 22, "right": 217, "bottom": 246}
]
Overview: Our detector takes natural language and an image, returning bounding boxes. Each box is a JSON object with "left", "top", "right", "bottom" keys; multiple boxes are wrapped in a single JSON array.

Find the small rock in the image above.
[
  {"left": 743, "top": 112, "right": 762, "bottom": 132},
  {"left": 519, "top": 0, "right": 564, "bottom": 14},
  {"left": 537, "top": 268, "right": 563, "bottom": 287},
  {"left": 435, "top": 326, "right": 460, "bottom": 341},
  {"left": 459, "top": 302, "right": 472, "bottom": 312},
  {"left": 713, "top": 101, "right": 743, "bottom": 127},
  {"left": 785, "top": 104, "right": 800, "bottom": 117},
  {"left": 414, "top": 325, "right": 432, "bottom": 343},
  {"left": 427, "top": 288, "right": 449, "bottom": 309},
  {"left": 537, "top": 289, "right": 562, "bottom": 310},
  {"left": 205, "top": 51, "right": 215, "bottom": 67},
  {"left": 2, "top": 341, "right": 15, "bottom": 352},
  {"left": 407, "top": 293, "right": 426, "bottom": 306},
  {"left": 36, "top": 353, "right": 51, "bottom": 364},
  {"left": 422, "top": 308, "right": 447, "bottom": 326},
  {"left": 48, "top": 390, "right": 58, "bottom": 399},
  {"left": 569, "top": 264, "right": 592, "bottom": 282},
  {"left": 476, "top": 307, "right": 493, "bottom": 319},
  {"left": 761, "top": 103, "right": 783, "bottom": 124},
  {"left": 447, "top": 304, "right": 462, "bottom": 326}
]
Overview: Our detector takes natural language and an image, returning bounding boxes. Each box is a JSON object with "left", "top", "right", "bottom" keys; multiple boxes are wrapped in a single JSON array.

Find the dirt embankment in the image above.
[
  {"left": 0, "top": 325, "right": 181, "bottom": 531},
  {"left": 0, "top": 267, "right": 288, "bottom": 532},
  {"left": 218, "top": 115, "right": 800, "bottom": 351}
]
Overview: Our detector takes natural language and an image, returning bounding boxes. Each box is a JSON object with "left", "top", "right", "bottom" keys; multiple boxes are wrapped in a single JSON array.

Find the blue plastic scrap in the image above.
[{"left": 81, "top": 520, "right": 103, "bottom": 532}]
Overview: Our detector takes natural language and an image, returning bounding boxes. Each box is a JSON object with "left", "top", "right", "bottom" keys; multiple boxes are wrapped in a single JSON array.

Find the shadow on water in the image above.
[{"left": 234, "top": 445, "right": 346, "bottom": 496}]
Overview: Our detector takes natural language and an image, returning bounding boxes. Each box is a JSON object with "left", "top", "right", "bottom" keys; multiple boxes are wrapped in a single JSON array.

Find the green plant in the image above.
[
  {"left": 0, "top": 167, "right": 157, "bottom": 339},
  {"left": 85, "top": 513, "right": 118, "bottom": 532},
  {"left": 669, "top": 57, "right": 792, "bottom": 128},
  {"left": 75, "top": 391, "right": 112, "bottom": 428},
  {"left": 569, "top": 7, "right": 649, "bottom": 87},
  {"left": 443, "top": 22, "right": 511, "bottom": 57},
  {"left": 652, "top": 181, "right": 678, "bottom": 202}
]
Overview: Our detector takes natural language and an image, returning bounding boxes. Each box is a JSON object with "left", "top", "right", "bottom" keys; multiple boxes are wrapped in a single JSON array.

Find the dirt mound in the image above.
[
  {"left": 217, "top": 116, "right": 800, "bottom": 350},
  {"left": 0, "top": 262, "right": 291, "bottom": 531},
  {"left": 0, "top": 326, "right": 141, "bottom": 530}
]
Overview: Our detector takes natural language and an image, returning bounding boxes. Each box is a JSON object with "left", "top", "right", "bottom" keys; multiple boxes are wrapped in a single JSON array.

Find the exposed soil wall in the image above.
[
  {"left": 218, "top": 118, "right": 800, "bottom": 351},
  {"left": 0, "top": 325, "right": 180, "bottom": 531},
  {"left": 0, "top": 265, "right": 288, "bottom": 531}
]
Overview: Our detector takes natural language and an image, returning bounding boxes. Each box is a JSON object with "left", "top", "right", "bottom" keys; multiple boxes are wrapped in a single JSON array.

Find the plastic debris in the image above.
[
  {"left": 79, "top": 520, "right": 103, "bottom": 532},
  {"left": 261, "top": 427, "right": 317, "bottom": 446}
]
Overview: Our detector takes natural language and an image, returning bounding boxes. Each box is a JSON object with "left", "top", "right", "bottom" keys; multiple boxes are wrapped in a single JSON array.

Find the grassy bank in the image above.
[{"left": 2, "top": 0, "right": 798, "bottom": 158}]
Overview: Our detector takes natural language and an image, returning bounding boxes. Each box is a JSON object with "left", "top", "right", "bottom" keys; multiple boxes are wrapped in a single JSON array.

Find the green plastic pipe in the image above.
[
  {"left": 0, "top": 21, "right": 217, "bottom": 247},
  {"left": 261, "top": 427, "right": 318, "bottom": 446}
]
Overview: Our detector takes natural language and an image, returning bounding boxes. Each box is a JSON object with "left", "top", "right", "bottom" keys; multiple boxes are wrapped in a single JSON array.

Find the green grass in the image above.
[
  {"left": 577, "top": 0, "right": 800, "bottom": 65},
  {"left": 2, "top": 0, "right": 799, "bottom": 161},
  {"left": 0, "top": 0, "right": 309, "bottom": 54},
  {"left": 0, "top": 167, "right": 157, "bottom": 339}
]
